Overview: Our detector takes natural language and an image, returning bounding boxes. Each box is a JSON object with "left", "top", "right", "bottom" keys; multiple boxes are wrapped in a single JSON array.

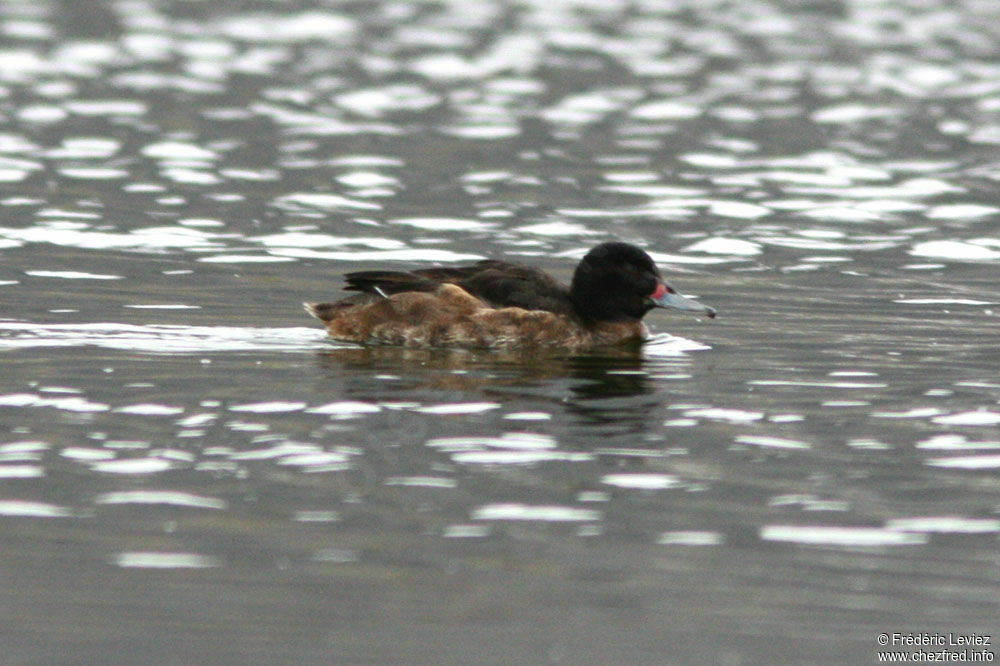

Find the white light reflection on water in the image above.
[
  {"left": 760, "top": 525, "right": 927, "bottom": 547},
  {"left": 260, "top": 247, "right": 486, "bottom": 262},
  {"left": 90, "top": 458, "right": 173, "bottom": 475},
  {"left": 0, "top": 393, "right": 109, "bottom": 412},
  {"left": 95, "top": 491, "right": 228, "bottom": 510},
  {"left": 910, "top": 240, "right": 1000, "bottom": 261},
  {"left": 305, "top": 401, "right": 382, "bottom": 418},
  {"left": 112, "top": 552, "right": 222, "bottom": 569},
  {"left": 926, "top": 455, "right": 1000, "bottom": 470},
  {"left": 471, "top": 503, "right": 601, "bottom": 522},
  {"left": 642, "top": 333, "right": 712, "bottom": 356},
  {"left": 114, "top": 404, "right": 185, "bottom": 416},
  {"left": 25, "top": 270, "right": 121, "bottom": 280},
  {"left": 229, "top": 401, "right": 308, "bottom": 413},
  {"left": 601, "top": 473, "right": 680, "bottom": 490},
  {"left": 0, "top": 500, "right": 73, "bottom": 517},
  {"left": 453, "top": 450, "right": 591, "bottom": 464},
  {"left": 932, "top": 410, "right": 1000, "bottom": 426},
  {"left": 885, "top": 517, "right": 1000, "bottom": 534},
  {"left": 0, "top": 323, "right": 326, "bottom": 353},
  {"left": 0, "top": 225, "right": 224, "bottom": 251},
  {"left": 0, "top": 465, "right": 45, "bottom": 478},
  {"left": 916, "top": 435, "right": 1000, "bottom": 450},
  {"left": 658, "top": 531, "right": 724, "bottom": 546}
]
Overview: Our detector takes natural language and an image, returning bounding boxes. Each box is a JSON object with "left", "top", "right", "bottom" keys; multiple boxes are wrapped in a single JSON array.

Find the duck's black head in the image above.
[{"left": 569, "top": 242, "right": 716, "bottom": 322}]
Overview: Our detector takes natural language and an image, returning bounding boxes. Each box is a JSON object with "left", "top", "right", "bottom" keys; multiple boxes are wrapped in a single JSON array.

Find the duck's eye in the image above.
[{"left": 647, "top": 282, "right": 676, "bottom": 299}]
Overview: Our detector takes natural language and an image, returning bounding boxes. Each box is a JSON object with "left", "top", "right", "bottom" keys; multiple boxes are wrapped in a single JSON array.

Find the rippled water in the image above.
[{"left": 3, "top": 0, "right": 1000, "bottom": 663}]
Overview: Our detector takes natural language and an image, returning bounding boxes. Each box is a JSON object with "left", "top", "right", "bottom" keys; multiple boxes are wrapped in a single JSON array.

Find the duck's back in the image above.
[{"left": 343, "top": 260, "right": 575, "bottom": 315}]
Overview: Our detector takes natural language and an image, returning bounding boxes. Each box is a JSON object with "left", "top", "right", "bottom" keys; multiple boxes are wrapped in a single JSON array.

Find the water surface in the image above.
[{"left": 2, "top": 0, "right": 1000, "bottom": 663}]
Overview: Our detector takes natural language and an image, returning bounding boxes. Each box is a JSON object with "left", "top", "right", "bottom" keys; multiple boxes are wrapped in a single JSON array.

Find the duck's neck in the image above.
[
  {"left": 570, "top": 292, "right": 646, "bottom": 326},
  {"left": 586, "top": 320, "right": 650, "bottom": 345}
]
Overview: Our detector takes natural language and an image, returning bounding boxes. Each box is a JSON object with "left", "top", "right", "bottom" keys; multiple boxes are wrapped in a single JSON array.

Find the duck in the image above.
[{"left": 304, "top": 241, "right": 715, "bottom": 350}]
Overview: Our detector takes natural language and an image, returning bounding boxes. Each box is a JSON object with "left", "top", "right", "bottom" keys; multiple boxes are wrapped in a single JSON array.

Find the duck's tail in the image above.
[{"left": 303, "top": 302, "right": 336, "bottom": 322}]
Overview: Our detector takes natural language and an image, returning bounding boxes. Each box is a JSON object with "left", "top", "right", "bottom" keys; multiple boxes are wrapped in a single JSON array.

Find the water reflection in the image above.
[
  {"left": 314, "top": 339, "right": 706, "bottom": 435},
  {"left": 316, "top": 341, "right": 684, "bottom": 390}
]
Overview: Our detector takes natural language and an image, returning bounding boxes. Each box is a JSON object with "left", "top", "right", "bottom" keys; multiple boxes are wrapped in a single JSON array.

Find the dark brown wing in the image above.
[
  {"left": 343, "top": 263, "right": 495, "bottom": 296},
  {"left": 343, "top": 271, "right": 439, "bottom": 295},
  {"left": 457, "top": 264, "right": 574, "bottom": 315},
  {"left": 342, "top": 260, "right": 574, "bottom": 315}
]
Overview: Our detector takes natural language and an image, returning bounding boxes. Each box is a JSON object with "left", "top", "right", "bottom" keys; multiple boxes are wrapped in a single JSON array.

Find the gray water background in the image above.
[{"left": 2, "top": 1, "right": 1000, "bottom": 663}]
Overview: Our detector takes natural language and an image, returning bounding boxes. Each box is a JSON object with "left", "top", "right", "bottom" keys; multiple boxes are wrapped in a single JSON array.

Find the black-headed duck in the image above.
[{"left": 305, "top": 241, "right": 715, "bottom": 350}]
